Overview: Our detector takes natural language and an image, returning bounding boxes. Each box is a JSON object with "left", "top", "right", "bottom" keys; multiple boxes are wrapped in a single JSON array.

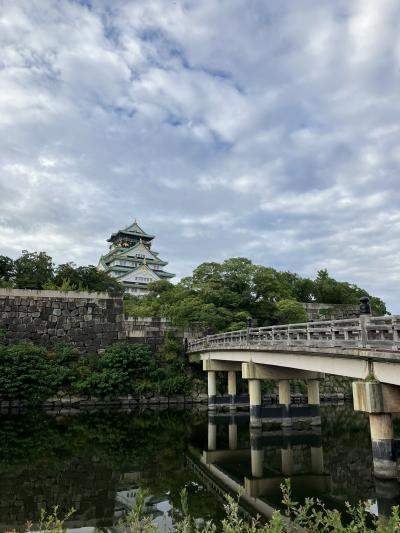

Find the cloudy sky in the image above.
[{"left": 1, "top": 0, "right": 400, "bottom": 311}]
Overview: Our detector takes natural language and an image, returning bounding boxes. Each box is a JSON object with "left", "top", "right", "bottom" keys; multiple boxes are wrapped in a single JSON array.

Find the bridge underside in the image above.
[
  {"left": 198, "top": 347, "right": 400, "bottom": 387},
  {"left": 193, "top": 345, "right": 400, "bottom": 480}
]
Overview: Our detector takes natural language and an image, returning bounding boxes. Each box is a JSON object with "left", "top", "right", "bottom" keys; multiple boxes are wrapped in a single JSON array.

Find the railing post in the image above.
[{"left": 359, "top": 296, "right": 372, "bottom": 348}]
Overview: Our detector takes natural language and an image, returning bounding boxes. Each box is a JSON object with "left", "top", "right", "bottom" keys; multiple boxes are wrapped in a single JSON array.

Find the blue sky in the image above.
[{"left": 1, "top": 0, "right": 400, "bottom": 312}]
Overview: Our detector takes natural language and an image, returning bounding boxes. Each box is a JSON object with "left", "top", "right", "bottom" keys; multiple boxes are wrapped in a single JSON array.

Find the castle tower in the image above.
[{"left": 98, "top": 219, "right": 175, "bottom": 296}]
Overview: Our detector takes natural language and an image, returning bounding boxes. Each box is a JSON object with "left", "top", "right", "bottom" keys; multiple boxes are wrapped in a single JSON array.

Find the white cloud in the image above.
[{"left": 0, "top": 0, "right": 400, "bottom": 312}]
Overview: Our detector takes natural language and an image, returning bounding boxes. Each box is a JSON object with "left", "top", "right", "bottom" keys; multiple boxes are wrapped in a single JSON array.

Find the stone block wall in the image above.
[
  {"left": 125, "top": 317, "right": 173, "bottom": 352},
  {"left": 302, "top": 303, "right": 360, "bottom": 321},
  {"left": 0, "top": 288, "right": 125, "bottom": 354},
  {"left": 125, "top": 316, "right": 206, "bottom": 352}
]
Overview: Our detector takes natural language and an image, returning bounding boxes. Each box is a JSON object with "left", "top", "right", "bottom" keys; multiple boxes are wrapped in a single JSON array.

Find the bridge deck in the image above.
[{"left": 187, "top": 315, "right": 400, "bottom": 386}]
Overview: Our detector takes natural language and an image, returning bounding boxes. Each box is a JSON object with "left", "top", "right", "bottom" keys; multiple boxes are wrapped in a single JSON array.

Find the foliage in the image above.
[
  {"left": 162, "top": 331, "right": 182, "bottom": 361},
  {"left": 14, "top": 251, "right": 54, "bottom": 290},
  {"left": 34, "top": 506, "right": 75, "bottom": 533},
  {"left": 0, "top": 341, "right": 195, "bottom": 401},
  {"left": 274, "top": 299, "right": 308, "bottom": 324},
  {"left": 73, "top": 343, "right": 158, "bottom": 398},
  {"left": 0, "top": 343, "right": 64, "bottom": 404},
  {"left": 124, "top": 258, "right": 387, "bottom": 332},
  {"left": 28, "top": 481, "right": 400, "bottom": 532},
  {"left": 51, "top": 262, "right": 123, "bottom": 295},
  {"left": 1, "top": 252, "right": 123, "bottom": 295},
  {"left": 0, "top": 255, "right": 15, "bottom": 281}
]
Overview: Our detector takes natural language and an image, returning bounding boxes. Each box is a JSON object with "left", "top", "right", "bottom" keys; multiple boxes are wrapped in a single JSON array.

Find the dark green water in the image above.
[{"left": 0, "top": 404, "right": 398, "bottom": 530}]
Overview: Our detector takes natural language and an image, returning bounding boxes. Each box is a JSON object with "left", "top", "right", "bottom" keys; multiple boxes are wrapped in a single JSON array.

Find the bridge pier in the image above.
[
  {"left": 203, "top": 360, "right": 242, "bottom": 411},
  {"left": 229, "top": 419, "right": 238, "bottom": 450},
  {"left": 281, "top": 446, "right": 293, "bottom": 476},
  {"left": 207, "top": 371, "right": 217, "bottom": 411},
  {"left": 228, "top": 371, "right": 237, "bottom": 412},
  {"left": 243, "top": 362, "right": 323, "bottom": 428},
  {"left": 279, "top": 380, "right": 292, "bottom": 427},
  {"left": 208, "top": 419, "right": 217, "bottom": 451},
  {"left": 250, "top": 433, "right": 264, "bottom": 477},
  {"left": 353, "top": 381, "right": 399, "bottom": 479},
  {"left": 307, "top": 379, "right": 321, "bottom": 426},
  {"left": 249, "top": 379, "right": 262, "bottom": 428}
]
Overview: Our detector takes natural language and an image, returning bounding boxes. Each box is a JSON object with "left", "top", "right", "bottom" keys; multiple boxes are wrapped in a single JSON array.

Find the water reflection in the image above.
[
  {"left": 0, "top": 405, "right": 398, "bottom": 531},
  {"left": 0, "top": 410, "right": 222, "bottom": 531},
  {"left": 189, "top": 407, "right": 400, "bottom": 523}
]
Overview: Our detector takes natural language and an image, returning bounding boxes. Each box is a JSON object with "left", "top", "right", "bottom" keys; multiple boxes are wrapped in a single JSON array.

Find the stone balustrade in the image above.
[{"left": 187, "top": 315, "right": 400, "bottom": 353}]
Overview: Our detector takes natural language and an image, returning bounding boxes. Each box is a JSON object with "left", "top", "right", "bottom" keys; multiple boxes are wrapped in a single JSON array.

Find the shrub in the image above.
[
  {"left": 0, "top": 343, "right": 62, "bottom": 404},
  {"left": 74, "top": 343, "right": 157, "bottom": 398},
  {"left": 275, "top": 299, "right": 308, "bottom": 324}
]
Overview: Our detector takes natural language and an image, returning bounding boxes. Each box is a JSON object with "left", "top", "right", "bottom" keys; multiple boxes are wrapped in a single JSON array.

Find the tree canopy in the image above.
[
  {"left": 0, "top": 252, "right": 122, "bottom": 295},
  {"left": 124, "top": 258, "right": 387, "bottom": 331},
  {"left": 1, "top": 252, "right": 387, "bottom": 326}
]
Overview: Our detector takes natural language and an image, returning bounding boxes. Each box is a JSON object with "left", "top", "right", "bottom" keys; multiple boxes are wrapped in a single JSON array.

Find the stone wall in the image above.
[
  {"left": 0, "top": 288, "right": 124, "bottom": 354},
  {"left": 125, "top": 316, "right": 205, "bottom": 352},
  {"left": 302, "top": 303, "right": 360, "bottom": 321}
]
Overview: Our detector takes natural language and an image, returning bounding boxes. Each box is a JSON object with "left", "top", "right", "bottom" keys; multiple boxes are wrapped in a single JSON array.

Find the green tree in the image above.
[
  {"left": 275, "top": 299, "right": 308, "bottom": 324},
  {"left": 14, "top": 251, "right": 54, "bottom": 289},
  {"left": 52, "top": 263, "right": 123, "bottom": 295},
  {"left": 0, "top": 343, "right": 62, "bottom": 404},
  {"left": 74, "top": 343, "right": 157, "bottom": 398},
  {"left": 124, "top": 259, "right": 387, "bottom": 331},
  {"left": 0, "top": 255, "right": 14, "bottom": 281}
]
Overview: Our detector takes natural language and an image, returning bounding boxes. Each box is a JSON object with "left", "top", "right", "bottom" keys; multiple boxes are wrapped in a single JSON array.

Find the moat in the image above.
[{"left": 0, "top": 404, "right": 399, "bottom": 531}]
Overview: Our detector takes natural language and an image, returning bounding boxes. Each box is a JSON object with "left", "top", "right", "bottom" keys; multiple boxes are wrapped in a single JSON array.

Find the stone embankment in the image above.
[
  {"left": 0, "top": 289, "right": 204, "bottom": 354},
  {"left": 0, "top": 288, "right": 124, "bottom": 354}
]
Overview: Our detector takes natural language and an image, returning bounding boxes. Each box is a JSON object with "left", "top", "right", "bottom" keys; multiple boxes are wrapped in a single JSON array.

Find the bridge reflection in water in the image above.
[{"left": 187, "top": 412, "right": 400, "bottom": 523}]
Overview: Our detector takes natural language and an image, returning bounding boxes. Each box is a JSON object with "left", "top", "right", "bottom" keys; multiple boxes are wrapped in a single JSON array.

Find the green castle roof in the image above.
[{"left": 107, "top": 219, "right": 155, "bottom": 242}]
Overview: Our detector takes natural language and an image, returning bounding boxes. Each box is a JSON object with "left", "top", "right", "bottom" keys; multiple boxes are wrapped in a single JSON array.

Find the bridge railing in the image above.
[{"left": 187, "top": 315, "right": 400, "bottom": 353}]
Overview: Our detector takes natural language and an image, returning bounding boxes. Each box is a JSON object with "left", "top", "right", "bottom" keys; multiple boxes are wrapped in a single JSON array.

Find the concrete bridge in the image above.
[{"left": 187, "top": 302, "right": 400, "bottom": 480}]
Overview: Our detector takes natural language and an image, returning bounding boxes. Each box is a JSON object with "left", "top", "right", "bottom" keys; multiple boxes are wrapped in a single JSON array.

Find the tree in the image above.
[
  {"left": 123, "top": 259, "right": 388, "bottom": 332},
  {"left": 53, "top": 263, "right": 123, "bottom": 295},
  {"left": 275, "top": 299, "right": 308, "bottom": 324},
  {"left": 14, "top": 251, "right": 54, "bottom": 290},
  {"left": 0, "top": 255, "right": 14, "bottom": 281}
]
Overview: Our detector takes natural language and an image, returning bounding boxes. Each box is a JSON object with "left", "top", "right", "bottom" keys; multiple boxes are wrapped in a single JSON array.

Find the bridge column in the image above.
[
  {"left": 353, "top": 381, "right": 398, "bottom": 479},
  {"left": 228, "top": 371, "right": 237, "bottom": 412},
  {"left": 307, "top": 379, "right": 321, "bottom": 426},
  {"left": 249, "top": 379, "right": 262, "bottom": 428},
  {"left": 207, "top": 418, "right": 217, "bottom": 451},
  {"left": 281, "top": 446, "right": 293, "bottom": 476},
  {"left": 250, "top": 431, "right": 264, "bottom": 478},
  {"left": 369, "top": 413, "right": 397, "bottom": 480},
  {"left": 279, "top": 380, "right": 292, "bottom": 427},
  {"left": 229, "top": 417, "right": 238, "bottom": 450},
  {"left": 375, "top": 480, "right": 400, "bottom": 524},
  {"left": 207, "top": 371, "right": 217, "bottom": 411}
]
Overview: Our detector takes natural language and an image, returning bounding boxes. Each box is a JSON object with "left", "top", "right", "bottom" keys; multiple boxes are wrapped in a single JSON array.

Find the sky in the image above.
[{"left": 1, "top": 0, "right": 400, "bottom": 312}]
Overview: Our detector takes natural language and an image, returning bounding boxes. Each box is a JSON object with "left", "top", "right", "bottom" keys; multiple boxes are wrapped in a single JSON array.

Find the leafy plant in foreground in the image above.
[{"left": 23, "top": 481, "right": 400, "bottom": 533}]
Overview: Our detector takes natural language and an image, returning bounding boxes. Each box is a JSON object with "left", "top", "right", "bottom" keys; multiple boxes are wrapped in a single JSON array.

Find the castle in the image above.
[{"left": 98, "top": 220, "right": 174, "bottom": 296}]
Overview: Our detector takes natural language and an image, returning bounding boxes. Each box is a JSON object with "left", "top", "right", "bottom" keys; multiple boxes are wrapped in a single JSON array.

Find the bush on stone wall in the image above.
[
  {"left": 0, "top": 341, "right": 194, "bottom": 402},
  {"left": 73, "top": 343, "right": 159, "bottom": 398},
  {"left": 0, "top": 343, "right": 64, "bottom": 404}
]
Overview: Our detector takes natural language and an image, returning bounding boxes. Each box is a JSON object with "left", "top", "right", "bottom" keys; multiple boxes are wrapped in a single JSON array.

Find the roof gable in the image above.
[
  {"left": 123, "top": 220, "right": 146, "bottom": 234},
  {"left": 120, "top": 219, "right": 154, "bottom": 239},
  {"left": 118, "top": 264, "right": 161, "bottom": 283},
  {"left": 119, "top": 241, "right": 161, "bottom": 261}
]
